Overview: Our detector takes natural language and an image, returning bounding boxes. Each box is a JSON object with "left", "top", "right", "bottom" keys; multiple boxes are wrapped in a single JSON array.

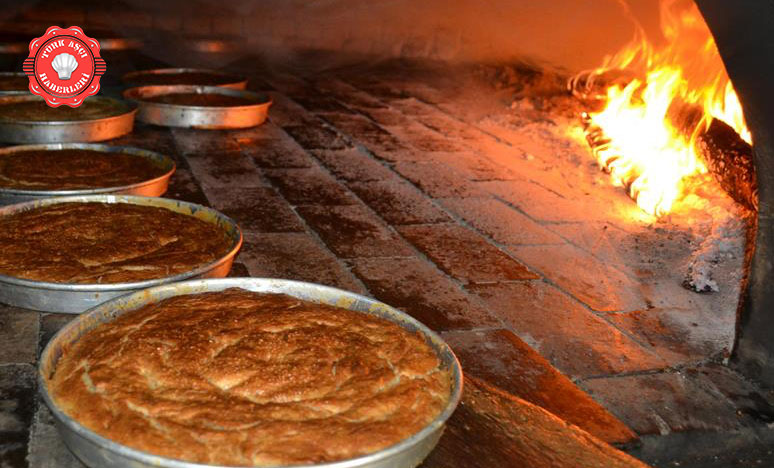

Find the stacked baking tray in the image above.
[{"left": 0, "top": 67, "right": 265, "bottom": 312}]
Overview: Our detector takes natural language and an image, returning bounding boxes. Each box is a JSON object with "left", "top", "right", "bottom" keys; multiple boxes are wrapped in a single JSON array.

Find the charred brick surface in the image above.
[{"left": 0, "top": 365, "right": 36, "bottom": 468}]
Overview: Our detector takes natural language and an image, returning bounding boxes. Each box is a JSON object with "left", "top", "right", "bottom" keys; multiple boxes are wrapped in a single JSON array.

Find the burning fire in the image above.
[{"left": 573, "top": 0, "right": 750, "bottom": 216}]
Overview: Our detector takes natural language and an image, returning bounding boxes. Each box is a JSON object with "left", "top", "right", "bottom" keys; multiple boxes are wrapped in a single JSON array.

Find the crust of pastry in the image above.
[
  {"left": 0, "top": 149, "right": 165, "bottom": 190},
  {"left": 50, "top": 289, "right": 451, "bottom": 466},
  {"left": 0, "top": 202, "right": 232, "bottom": 283}
]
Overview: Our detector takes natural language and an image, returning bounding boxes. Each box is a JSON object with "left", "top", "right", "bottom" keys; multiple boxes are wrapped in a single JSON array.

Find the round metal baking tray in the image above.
[
  {"left": 0, "top": 195, "right": 242, "bottom": 313},
  {"left": 0, "top": 143, "right": 175, "bottom": 205},
  {"left": 0, "top": 95, "right": 137, "bottom": 143},
  {"left": 123, "top": 85, "right": 271, "bottom": 129},
  {"left": 38, "top": 277, "right": 463, "bottom": 468},
  {"left": 122, "top": 68, "right": 247, "bottom": 90},
  {"left": 0, "top": 72, "right": 30, "bottom": 95}
]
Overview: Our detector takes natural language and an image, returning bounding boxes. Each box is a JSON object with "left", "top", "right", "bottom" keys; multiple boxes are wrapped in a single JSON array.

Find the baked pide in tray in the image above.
[
  {"left": 122, "top": 68, "right": 247, "bottom": 89},
  {"left": 0, "top": 95, "right": 136, "bottom": 143},
  {"left": 0, "top": 143, "right": 175, "bottom": 205},
  {"left": 39, "top": 279, "right": 462, "bottom": 468},
  {"left": 0, "top": 96, "right": 127, "bottom": 121},
  {"left": 0, "top": 195, "right": 242, "bottom": 313},
  {"left": 123, "top": 85, "right": 271, "bottom": 129},
  {"left": 0, "top": 202, "right": 230, "bottom": 283}
]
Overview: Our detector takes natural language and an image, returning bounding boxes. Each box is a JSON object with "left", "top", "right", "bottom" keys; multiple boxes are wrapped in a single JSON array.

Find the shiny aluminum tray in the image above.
[
  {"left": 0, "top": 143, "right": 175, "bottom": 205},
  {"left": 0, "top": 195, "right": 242, "bottom": 313},
  {"left": 38, "top": 277, "right": 463, "bottom": 468},
  {"left": 0, "top": 95, "right": 137, "bottom": 143},
  {"left": 123, "top": 85, "right": 271, "bottom": 129},
  {"left": 122, "top": 68, "right": 247, "bottom": 90}
]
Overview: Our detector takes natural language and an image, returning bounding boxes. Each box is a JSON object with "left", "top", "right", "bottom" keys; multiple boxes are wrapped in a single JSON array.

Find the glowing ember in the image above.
[{"left": 573, "top": 0, "right": 750, "bottom": 216}]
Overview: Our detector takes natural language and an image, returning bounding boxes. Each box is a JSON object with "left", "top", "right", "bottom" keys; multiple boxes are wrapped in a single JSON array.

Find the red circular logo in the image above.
[{"left": 23, "top": 26, "right": 106, "bottom": 107}]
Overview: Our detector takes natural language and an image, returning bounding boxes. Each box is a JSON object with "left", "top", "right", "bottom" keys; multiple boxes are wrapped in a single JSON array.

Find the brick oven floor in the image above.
[{"left": 3, "top": 53, "right": 774, "bottom": 468}]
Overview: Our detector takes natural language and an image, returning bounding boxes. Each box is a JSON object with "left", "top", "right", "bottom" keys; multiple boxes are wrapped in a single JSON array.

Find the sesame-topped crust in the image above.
[
  {"left": 49, "top": 289, "right": 451, "bottom": 466},
  {"left": 0, "top": 202, "right": 232, "bottom": 283}
]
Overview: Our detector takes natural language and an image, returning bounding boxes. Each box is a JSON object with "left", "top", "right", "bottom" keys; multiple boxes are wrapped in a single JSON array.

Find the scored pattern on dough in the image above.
[
  {"left": 0, "top": 149, "right": 165, "bottom": 190},
  {"left": 51, "top": 289, "right": 452, "bottom": 466},
  {"left": 0, "top": 202, "right": 231, "bottom": 283}
]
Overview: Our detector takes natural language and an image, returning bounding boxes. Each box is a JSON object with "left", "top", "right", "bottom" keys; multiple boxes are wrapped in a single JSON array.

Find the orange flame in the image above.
[{"left": 578, "top": 0, "right": 750, "bottom": 216}]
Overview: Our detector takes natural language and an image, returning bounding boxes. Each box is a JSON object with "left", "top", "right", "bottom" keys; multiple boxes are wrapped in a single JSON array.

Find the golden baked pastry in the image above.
[
  {"left": 0, "top": 202, "right": 232, "bottom": 283},
  {"left": 50, "top": 289, "right": 451, "bottom": 466},
  {"left": 144, "top": 92, "right": 255, "bottom": 107},
  {"left": 0, "top": 149, "right": 167, "bottom": 190}
]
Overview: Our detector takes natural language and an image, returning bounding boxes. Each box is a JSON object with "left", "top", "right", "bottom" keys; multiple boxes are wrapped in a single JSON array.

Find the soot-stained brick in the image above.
[
  {"left": 282, "top": 124, "right": 350, "bottom": 151},
  {"left": 398, "top": 224, "right": 539, "bottom": 284},
  {"left": 350, "top": 256, "right": 501, "bottom": 331},
  {"left": 296, "top": 204, "right": 414, "bottom": 259},
  {"left": 441, "top": 329, "right": 636, "bottom": 444},
  {"left": 206, "top": 187, "right": 305, "bottom": 233},
  {"left": 263, "top": 167, "right": 357, "bottom": 206},
  {"left": 0, "top": 364, "right": 36, "bottom": 468},
  {"left": 0, "top": 306, "right": 38, "bottom": 365},
  {"left": 239, "top": 233, "right": 365, "bottom": 294},
  {"left": 311, "top": 148, "right": 394, "bottom": 183},
  {"left": 348, "top": 179, "right": 452, "bottom": 225},
  {"left": 470, "top": 281, "right": 666, "bottom": 378}
]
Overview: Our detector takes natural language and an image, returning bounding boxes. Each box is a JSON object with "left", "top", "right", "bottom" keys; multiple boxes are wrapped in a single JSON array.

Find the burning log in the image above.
[
  {"left": 568, "top": 0, "right": 753, "bottom": 216},
  {"left": 696, "top": 119, "right": 757, "bottom": 212},
  {"left": 580, "top": 99, "right": 758, "bottom": 213},
  {"left": 665, "top": 99, "right": 757, "bottom": 211}
]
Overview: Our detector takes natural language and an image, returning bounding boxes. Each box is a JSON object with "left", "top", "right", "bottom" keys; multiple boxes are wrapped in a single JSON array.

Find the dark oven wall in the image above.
[
  {"left": 699, "top": 0, "right": 774, "bottom": 386},
  {"left": 2, "top": 0, "right": 665, "bottom": 72}
]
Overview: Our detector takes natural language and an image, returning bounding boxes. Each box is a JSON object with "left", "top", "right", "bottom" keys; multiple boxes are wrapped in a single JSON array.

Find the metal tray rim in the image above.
[
  {"left": 0, "top": 143, "right": 175, "bottom": 197},
  {"left": 0, "top": 195, "right": 243, "bottom": 292},
  {"left": 0, "top": 95, "right": 138, "bottom": 125},
  {"left": 38, "top": 277, "right": 463, "bottom": 468}
]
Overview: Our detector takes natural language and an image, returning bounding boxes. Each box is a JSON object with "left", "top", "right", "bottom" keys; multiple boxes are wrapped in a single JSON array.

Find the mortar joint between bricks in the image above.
[
  {"left": 576, "top": 355, "right": 728, "bottom": 383},
  {"left": 348, "top": 81, "right": 511, "bottom": 147},
  {"left": 594, "top": 312, "right": 680, "bottom": 364},
  {"left": 438, "top": 326, "right": 507, "bottom": 336},
  {"left": 274, "top": 91, "right": 509, "bottom": 332},
  {"left": 298, "top": 85, "right": 651, "bottom": 348}
]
